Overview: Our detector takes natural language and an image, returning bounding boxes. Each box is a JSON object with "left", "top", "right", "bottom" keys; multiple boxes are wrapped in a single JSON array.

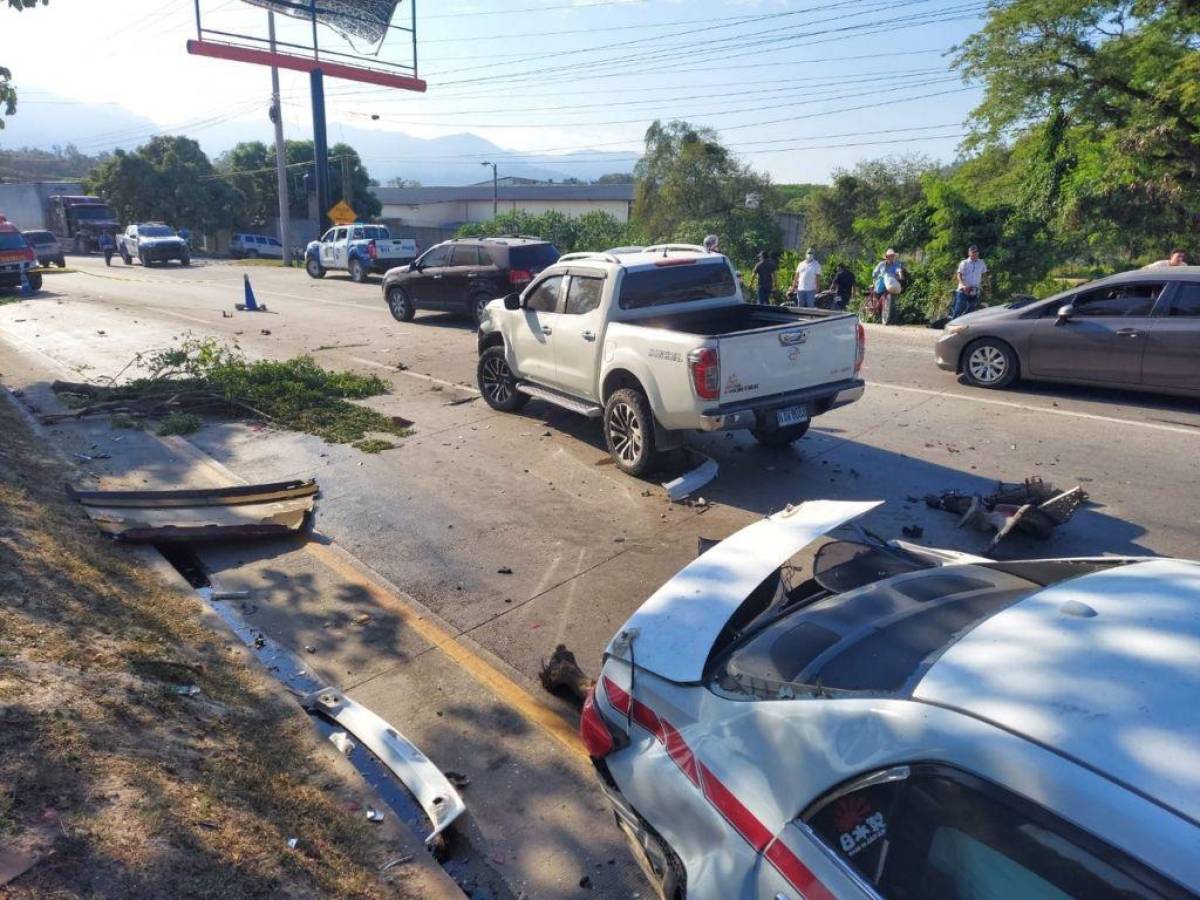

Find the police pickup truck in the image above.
[{"left": 305, "top": 223, "right": 417, "bottom": 283}]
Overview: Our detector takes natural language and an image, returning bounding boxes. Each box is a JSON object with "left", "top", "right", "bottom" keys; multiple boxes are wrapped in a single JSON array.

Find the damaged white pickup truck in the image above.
[{"left": 475, "top": 245, "right": 865, "bottom": 473}]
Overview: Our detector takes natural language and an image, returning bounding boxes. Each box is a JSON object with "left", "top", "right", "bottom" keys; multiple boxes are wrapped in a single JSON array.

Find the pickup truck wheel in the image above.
[
  {"left": 305, "top": 256, "right": 326, "bottom": 279},
  {"left": 605, "top": 388, "right": 657, "bottom": 476},
  {"left": 180, "top": 253, "right": 191, "bottom": 267},
  {"left": 751, "top": 420, "right": 811, "bottom": 448},
  {"left": 121, "top": 250, "right": 131, "bottom": 265},
  {"left": 386, "top": 286, "right": 415, "bottom": 322},
  {"left": 25, "top": 271, "right": 43, "bottom": 293},
  {"left": 349, "top": 258, "right": 368, "bottom": 283},
  {"left": 246, "top": 249, "right": 259, "bottom": 259},
  {"left": 477, "top": 346, "right": 528, "bottom": 412}
]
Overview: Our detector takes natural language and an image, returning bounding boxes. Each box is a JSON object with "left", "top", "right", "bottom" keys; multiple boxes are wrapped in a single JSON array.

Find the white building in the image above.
[{"left": 376, "top": 183, "right": 635, "bottom": 227}]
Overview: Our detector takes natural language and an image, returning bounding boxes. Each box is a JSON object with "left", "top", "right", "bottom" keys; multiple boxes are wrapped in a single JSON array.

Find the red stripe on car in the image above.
[
  {"left": 765, "top": 839, "right": 837, "bottom": 900},
  {"left": 599, "top": 675, "right": 831, "bottom": 897}
]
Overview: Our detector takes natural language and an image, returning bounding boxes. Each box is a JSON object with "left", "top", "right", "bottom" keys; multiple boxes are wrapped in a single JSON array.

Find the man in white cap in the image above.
[{"left": 791, "top": 247, "right": 822, "bottom": 307}]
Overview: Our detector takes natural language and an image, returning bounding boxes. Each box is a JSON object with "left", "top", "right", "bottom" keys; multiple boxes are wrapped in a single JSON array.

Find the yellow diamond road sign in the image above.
[{"left": 328, "top": 200, "right": 357, "bottom": 225}]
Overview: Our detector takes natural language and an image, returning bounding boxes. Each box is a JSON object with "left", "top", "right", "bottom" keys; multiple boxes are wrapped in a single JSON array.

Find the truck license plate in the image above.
[{"left": 776, "top": 405, "right": 809, "bottom": 428}]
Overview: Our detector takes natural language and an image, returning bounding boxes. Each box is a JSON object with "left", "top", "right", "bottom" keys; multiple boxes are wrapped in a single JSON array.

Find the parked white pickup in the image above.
[
  {"left": 476, "top": 244, "right": 865, "bottom": 473},
  {"left": 305, "top": 223, "right": 417, "bottom": 283}
]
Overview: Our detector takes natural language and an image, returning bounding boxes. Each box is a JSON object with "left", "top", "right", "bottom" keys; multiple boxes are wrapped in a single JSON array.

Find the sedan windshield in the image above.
[{"left": 139, "top": 225, "right": 175, "bottom": 237}]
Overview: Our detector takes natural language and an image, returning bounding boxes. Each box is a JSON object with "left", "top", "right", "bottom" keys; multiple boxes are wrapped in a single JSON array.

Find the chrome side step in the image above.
[{"left": 516, "top": 382, "right": 603, "bottom": 418}]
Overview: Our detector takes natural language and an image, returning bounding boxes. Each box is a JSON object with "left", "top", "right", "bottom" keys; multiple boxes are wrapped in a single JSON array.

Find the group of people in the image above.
[{"left": 749, "top": 248, "right": 856, "bottom": 308}]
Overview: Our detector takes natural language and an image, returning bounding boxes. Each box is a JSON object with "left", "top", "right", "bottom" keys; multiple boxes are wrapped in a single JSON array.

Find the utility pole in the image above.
[
  {"left": 481, "top": 161, "right": 498, "bottom": 218},
  {"left": 268, "top": 12, "right": 292, "bottom": 265},
  {"left": 341, "top": 154, "right": 353, "bottom": 211}
]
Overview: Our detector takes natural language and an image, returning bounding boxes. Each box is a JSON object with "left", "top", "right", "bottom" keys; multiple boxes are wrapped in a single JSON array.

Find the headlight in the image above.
[{"left": 945, "top": 323, "right": 970, "bottom": 335}]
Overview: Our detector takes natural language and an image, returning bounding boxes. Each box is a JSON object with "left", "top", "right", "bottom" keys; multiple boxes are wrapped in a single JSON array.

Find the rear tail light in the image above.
[
  {"left": 854, "top": 322, "right": 866, "bottom": 374},
  {"left": 688, "top": 347, "right": 721, "bottom": 401},
  {"left": 367, "top": 240, "right": 378, "bottom": 260},
  {"left": 509, "top": 268, "right": 533, "bottom": 286},
  {"left": 580, "top": 688, "right": 616, "bottom": 758}
]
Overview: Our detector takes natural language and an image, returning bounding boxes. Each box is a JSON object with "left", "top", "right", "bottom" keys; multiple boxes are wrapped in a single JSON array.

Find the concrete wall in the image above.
[
  {"left": 380, "top": 197, "right": 633, "bottom": 227},
  {"left": 0, "top": 181, "right": 84, "bottom": 230}
]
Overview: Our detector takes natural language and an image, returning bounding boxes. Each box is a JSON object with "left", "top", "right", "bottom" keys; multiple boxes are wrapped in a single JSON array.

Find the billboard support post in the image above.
[
  {"left": 311, "top": 68, "right": 330, "bottom": 234},
  {"left": 268, "top": 11, "right": 292, "bottom": 265}
]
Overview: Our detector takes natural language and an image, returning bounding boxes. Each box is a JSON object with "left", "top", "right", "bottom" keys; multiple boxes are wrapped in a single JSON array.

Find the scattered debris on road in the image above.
[
  {"left": 926, "top": 477, "right": 1089, "bottom": 550},
  {"left": 539, "top": 644, "right": 595, "bottom": 707},
  {"left": 301, "top": 687, "right": 467, "bottom": 847},
  {"left": 67, "top": 478, "right": 318, "bottom": 542},
  {"left": 662, "top": 451, "right": 719, "bottom": 502}
]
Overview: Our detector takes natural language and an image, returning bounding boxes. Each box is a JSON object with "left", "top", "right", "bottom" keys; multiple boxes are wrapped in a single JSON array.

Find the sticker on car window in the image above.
[{"left": 831, "top": 796, "right": 887, "bottom": 858}]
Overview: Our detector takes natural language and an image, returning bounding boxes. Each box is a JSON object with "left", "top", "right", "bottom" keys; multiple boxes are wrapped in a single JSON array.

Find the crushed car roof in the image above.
[
  {"left": 606, "top": 500, "right": 880, "bottom": 683},
  {"left": 914, "top": 558, "right": 1200, "bottom": 825}
]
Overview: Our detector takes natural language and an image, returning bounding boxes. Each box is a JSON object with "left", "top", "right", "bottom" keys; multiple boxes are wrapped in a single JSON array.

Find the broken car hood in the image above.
[{"left": 606, "top": 499, "right": 880, "bottom": 684}]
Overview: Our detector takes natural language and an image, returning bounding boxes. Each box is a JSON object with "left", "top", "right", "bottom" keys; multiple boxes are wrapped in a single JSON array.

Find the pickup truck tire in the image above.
[
  {"left": 604, "top": 388, "right": 657, "bottom": 476},
  {"left": 305, "top": 257, "right": 326, "bottom": 279},
  {"left": 25, "top": 271, "right": 43, "bottom": 292},
  {"left": 386, "top": 286, "right": 415, "bottom": 322},
  {"left": 246, "top": 249, "right": 260, "bottom": 259},
  {"left": 180, "top": 253, "right": 191, "bottom": 266},
  {"left": 752, "top": 421, "right": 811, "bottom": 448},
  {"left": 55, "top": 256, "right": 66, "bottom": 268},
  {"left": 349, "top": 258, "right": 368, "bottom": 284},
  {"left": 477, "top": 346, "right": 528, "bottom": 412}
]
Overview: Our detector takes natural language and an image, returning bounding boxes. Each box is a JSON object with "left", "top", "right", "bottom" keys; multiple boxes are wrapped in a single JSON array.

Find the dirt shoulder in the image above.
[{"left": 0, "top": 394, "right": 451, "bottom": 898}]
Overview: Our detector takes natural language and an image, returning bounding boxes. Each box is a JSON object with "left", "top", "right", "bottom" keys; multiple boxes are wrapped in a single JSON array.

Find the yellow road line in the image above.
[{"left": 157, "top": 434, "right": 588, "bottom": 761}]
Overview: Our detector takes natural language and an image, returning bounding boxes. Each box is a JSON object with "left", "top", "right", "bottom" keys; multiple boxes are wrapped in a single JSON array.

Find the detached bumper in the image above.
[{"left": 695, "top": 378, "right": 865, "bottom": 432}]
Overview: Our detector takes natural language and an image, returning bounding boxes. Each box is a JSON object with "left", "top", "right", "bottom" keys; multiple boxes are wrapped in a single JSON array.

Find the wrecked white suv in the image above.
[
  {"left": 475, "top": 245, "right": 865, "bottom": 474},
  {"left": 582, "top": 500, "right": 1200, "bottom": 900}
]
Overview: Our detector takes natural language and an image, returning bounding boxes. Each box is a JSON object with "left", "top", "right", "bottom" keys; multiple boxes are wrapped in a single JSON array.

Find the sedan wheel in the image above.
[
  {"left": 386, "top": 286, "right": 415, "bottom": 322},
  {"left": 963, "top": 339, "right": 1018, "bottom": 389}
]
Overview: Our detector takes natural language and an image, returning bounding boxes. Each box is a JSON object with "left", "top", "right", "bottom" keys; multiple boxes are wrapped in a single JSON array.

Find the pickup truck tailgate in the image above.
[{"left": 717, "top": 317, "right": 857, "bottom": 402}]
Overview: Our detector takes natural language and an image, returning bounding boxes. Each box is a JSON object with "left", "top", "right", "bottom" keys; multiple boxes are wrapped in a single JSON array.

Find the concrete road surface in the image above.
[{"left": 3, "top": 256, "right": 1197, "bottom": 897}]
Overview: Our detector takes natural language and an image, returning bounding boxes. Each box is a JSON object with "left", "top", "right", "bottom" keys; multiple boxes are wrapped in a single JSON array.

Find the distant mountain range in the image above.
[{"left": 2, "top": 91, "right": 638, "bottom": 185}]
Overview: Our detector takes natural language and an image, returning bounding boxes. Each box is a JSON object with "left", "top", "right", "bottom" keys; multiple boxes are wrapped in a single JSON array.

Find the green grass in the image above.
[
  {"left": 231, "top": 258, "right": 287, "bottom": 267},
  {"left": 351, "top": 438, "right": 396, "bottom": 454},
  {"left": 156, "top": 411, "right": 202, "bottom": 436}
]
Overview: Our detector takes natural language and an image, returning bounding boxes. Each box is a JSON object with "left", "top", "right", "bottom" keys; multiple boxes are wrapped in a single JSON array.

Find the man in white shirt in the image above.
[
  {"left": 1144, "top": 249, "right": 1188, "bottom": 268},
  {"left": 950, "top": 245, "right": 988, "bottom": 319},
  {"left": 791, "top": 248, "right": 822, "bottom": 307}
]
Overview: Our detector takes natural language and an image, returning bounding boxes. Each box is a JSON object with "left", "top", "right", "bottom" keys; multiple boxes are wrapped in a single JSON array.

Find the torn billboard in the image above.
[{"left": 240, "top": 0, "right": 401, "bottom": 47}]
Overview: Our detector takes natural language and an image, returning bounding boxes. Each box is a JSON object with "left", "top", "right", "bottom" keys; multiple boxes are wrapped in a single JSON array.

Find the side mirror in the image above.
[
  {"left": 503, "top": 292, "right": 521, "bottom": 311},
  {"left": 1056, "top": 303, "right": 1074, "bottom": 324}
]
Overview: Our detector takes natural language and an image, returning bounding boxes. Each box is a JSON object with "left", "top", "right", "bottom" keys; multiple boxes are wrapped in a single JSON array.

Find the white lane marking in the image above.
[
  {"left": 349, "top": 355, "right": 479, "bottom": 394},
  {"left": 866, "top": 380, "right": 1200, "bottom": 436}
]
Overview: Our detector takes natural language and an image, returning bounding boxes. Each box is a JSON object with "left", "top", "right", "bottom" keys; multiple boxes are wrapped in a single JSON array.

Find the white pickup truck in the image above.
[
  {"left": 305, "top": 223, "right": 417, "bottom": 283},
  {"left": 476, "top": 245, "right": 865, "bottom": 474}
]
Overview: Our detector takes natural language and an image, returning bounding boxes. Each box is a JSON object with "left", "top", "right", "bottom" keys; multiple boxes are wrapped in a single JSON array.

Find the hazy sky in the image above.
[{"left": 6, "top": 0, "right": 986, "bottom": 183}]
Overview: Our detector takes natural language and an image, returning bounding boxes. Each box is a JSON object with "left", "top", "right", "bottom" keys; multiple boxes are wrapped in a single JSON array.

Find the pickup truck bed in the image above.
[{"left": 634, "top": 303, "right": 839, "bottom": 336}]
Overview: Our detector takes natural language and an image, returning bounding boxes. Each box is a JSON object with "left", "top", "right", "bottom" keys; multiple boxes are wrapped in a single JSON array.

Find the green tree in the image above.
[
  {"left": 455, "top": 209, "right": 637, "bottom": 254},
  {"left": 2, "top": 0, "right": 48, "bottom": 129},
  {"left": 282, "top": 140, "right": 381, "bottom": 221},
  {"left": 85, "top": 136, "right": 239, "bottom": 233},
  {"left": 217, "top": 141, "right": 275, "bottom": 228},
  {"left": 632, "top": 119, "right": 777, "bottom": 263}
]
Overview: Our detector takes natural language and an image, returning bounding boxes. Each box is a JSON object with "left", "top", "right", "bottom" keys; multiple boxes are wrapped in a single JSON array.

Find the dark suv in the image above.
[{"left": 381, "top": 236, "right": 560, "bottom": 326}]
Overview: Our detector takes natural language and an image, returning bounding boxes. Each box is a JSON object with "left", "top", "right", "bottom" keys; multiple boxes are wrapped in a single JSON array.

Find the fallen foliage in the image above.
[{"left": 45, "top": 338, "right": 412, "bottom": 448}]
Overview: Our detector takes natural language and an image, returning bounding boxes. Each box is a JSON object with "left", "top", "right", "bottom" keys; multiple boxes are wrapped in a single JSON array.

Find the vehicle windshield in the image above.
[
  {"left": 619, "top": 261, "right": 736, "bottom": 309},
  {"left": 713, "top": 557, "right": 1042, "bottom": 699},
  {"left": 0, "top": 232, "right": 29, "bottom": 251},
  {"left": 508, "top": 243, "right": 560, "bottom": 270},
  {"left": 70, "top": 206, "right": 112, "bottom": 221},
  {"left": 24, "top": 231, "right": 54, "bottom": 244},
  {"left": 139, "top": 225, "right": 175, "bottom": 237}
]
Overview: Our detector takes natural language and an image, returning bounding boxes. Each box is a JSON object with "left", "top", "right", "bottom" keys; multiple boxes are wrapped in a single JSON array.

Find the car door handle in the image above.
[
  {"left": 1116, "top": 328, "right": 1143, "bottom": 338},
  {"left": 541, "top": 325, "right": 553, "bottom": 335},
  {"left": 581, "top": 330, "right": 596, "bottom": 341}
]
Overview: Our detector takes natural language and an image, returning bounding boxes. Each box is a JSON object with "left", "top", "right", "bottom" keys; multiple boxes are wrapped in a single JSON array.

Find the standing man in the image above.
[
  {"left": 829, "top": 263, "right": 855, "bottom": 309},
  {"left": 950, "top": 244, "right": 987, "bottom": 319},
  {"left": 99, "top": 231, "right": 115, "bottom": 267},
  {"left": 1144, "top": 249, "right": 1188, "bottom": 268},
  {"left": 791, "top": 248, "right": 822, "bottom": 307},
  {"left": 752, "top": 250, "right": 778, "bottom": 305},
  {"left": 871, "top": 248, "right": 905, "bottom": 325}
]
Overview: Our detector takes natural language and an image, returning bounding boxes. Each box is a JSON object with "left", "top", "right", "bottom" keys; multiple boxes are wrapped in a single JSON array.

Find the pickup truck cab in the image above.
[
  {"left": 305, "top": 223, "right": 417, "bottom": 283},
  {"left": 0, "top": 217, "right": 42, "bottom": 292},
  {"left": 119, "top": 223, "right": 190, "bottom": 266},
  {"left": 476, "top": 245, "right": 866, "bottom": 474}
]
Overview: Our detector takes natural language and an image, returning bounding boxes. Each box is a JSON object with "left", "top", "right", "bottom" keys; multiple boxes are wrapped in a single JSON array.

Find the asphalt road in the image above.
[{"left": 3, "top": 256, "right": 1198, "bottom": 896}]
